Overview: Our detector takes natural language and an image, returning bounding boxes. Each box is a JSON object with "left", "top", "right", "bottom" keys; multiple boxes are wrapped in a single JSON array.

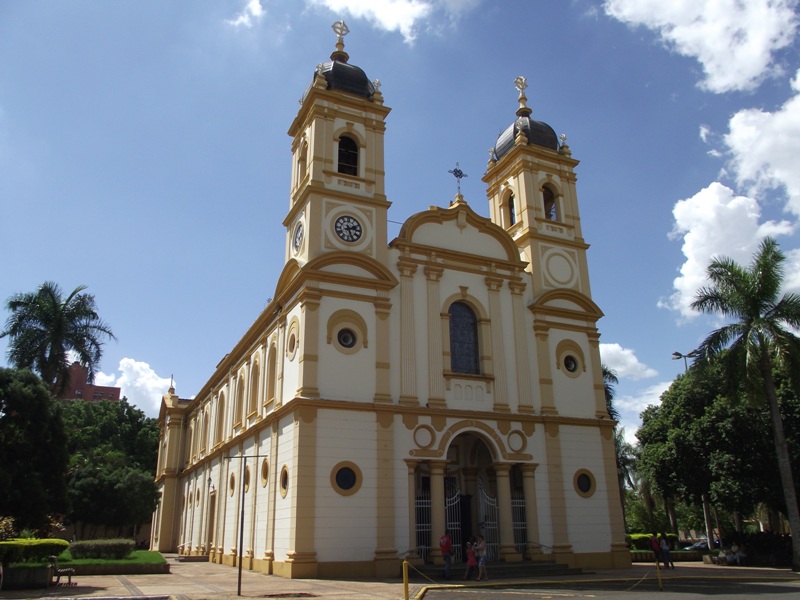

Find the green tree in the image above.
[
  {"left": 0, "top": 368, "right": 69, "bottom": 530},
  {"left": 61, "top": 398, "right": 159, "bottom": 473},
  {"left": 60, "top": 399, "right": 159, "bottom": 537},
  {"left": 1, "top": 282, "right": 116, "bottom": 395},
  {"left": 692, "top": 237, "right": 800, "bottom": 569}
]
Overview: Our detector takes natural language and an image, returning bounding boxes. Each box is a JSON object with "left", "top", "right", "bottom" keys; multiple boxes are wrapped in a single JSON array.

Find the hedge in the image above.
[
  {"left": 0, "top": 538, "right": 69, "bottom": 565},
  {"left": 69, "top": 539, "right": 135, "bottom": 560},
  {"left": 626, "top": 533, "right": 679, "bottom": 550}
]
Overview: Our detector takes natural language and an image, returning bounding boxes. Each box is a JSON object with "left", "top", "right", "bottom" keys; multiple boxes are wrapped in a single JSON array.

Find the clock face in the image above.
[
  {"left": 293, "top": 222, "right": 304, "bottom": 252},
  {"left": 334, "top": 215, "right": 363, "bottom": 243}
]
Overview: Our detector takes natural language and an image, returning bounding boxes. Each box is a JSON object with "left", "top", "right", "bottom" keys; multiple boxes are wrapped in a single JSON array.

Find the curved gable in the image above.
[
  {"left": 394, "top": 199, "right": 521, "bottom": 264},
  {"left": 531, "top": 289, "right": 604, "bottom": 321}
]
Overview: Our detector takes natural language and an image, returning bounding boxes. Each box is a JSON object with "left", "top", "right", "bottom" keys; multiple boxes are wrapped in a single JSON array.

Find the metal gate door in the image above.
[
  {"left": 415, "top": 490, "right": 431, "bottom": 561},
  {"left": 445, "top": 476, "right": 462, "bottom": 562},
  {"left": 477, "top": 476, "right": 499, "bottom": 561}
]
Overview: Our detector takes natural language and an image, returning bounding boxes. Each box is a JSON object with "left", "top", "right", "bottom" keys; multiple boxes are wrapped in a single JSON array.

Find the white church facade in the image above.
[{"left": 151, "top": 23, "right": 630, "bottom": 579}]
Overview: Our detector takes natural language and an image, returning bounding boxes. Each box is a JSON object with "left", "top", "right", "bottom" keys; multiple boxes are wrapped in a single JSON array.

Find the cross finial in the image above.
[
  {"left": 332, "top": 20, "right": 350, "bottom": 40},
  {"left": 448, "top": 162, "right": 468, "bottom": 194},
  {"left": 514, "top": 75, "right": 531, "bottom": 117}
]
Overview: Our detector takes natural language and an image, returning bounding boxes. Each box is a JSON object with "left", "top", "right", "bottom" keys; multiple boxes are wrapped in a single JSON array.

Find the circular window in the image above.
[
  {"left": 261, "top": 458, "right": 269, "bottom": 488},
  {"left": 573, "top": 469, "right": 596, "bottom": 498},
  {"left": 337, "top": 328, "right": 357, "bottom": 349},
  {"left": 330, "top": 461, "right": 363, "bottom": 496},
  {"left": 243, "top": 465, "right": 251, "bottom": 493},
  {"left": 564, "top": 355, "right": 579, "bottom": 373},
  {"left": 280, "top": 465, "right": 289, "bottom": 498},
  {"left": 229, "top": 473, "right": 236, "bottom": 496}
]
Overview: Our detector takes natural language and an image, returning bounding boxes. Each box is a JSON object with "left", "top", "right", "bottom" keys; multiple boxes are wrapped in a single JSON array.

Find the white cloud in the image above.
[
  {"left": 604, "top": 0, "right": 799, "bottom": 92},
  {"left": 660, "top": 182, "right": 794, "bottom": 318},
  {"left": 725, "top": 69, "right": 800, "bottom": 215},
  {"left": 600, "top": 343, "right": 658, "bottom": 380},
  {"left": 227, "top": 0, "right": 266, "bottom": 29},
  {"left": 615, "top": 380, "right": 672, "bottom": 445},
  {"left": 306, "top": 0, "right": 434, "bottom": 42},
  {"left": 98, "top": 358, "right": 172, "bottom": 417}
]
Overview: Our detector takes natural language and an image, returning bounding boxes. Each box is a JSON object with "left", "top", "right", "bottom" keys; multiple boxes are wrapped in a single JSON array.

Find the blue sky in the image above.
[{"left": 1, "top": 0, "right": 799, "bottom": 444}]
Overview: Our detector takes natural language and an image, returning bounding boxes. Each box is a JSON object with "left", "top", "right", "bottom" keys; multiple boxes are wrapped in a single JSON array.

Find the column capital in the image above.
[
  {"left": 492, "top": 462, "right": 513, "bottom": 475},
  {"left": 520, "top": 462, "right": 539, "bottom": 475}
]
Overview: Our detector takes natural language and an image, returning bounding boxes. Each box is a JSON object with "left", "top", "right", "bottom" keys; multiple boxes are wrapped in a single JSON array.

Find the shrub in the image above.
[
  {"left": 0, "top": 516, "right": 16, "bottom": 541},
  {"left": 69, "top": 539, "right": 135, "bottom": 560},
  {"left": 0, "top": 538, "right": 69, "bottom": 565}
]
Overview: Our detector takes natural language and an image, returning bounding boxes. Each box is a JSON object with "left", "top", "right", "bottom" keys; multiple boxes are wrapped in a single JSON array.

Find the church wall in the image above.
[
  {"left": 314, "top": 409, "right": 378, "bottom": 561},
  {"left": 252, "top": 435, "right": 272, "bottom": 560},
  {"left": 530, "top": 430, "right": 554, "bottom": 548},
  {"left": 281, "top": 308, "right": 303, "bottom": 403},
  {"left": 272, "top": 415, "right": 296, "bottom": 562},
  {"left": 559, "top": 425, "right": 613, "bottom": 553},
  {"left": 547, "top": 330, "right": 597, "bottom": 418},
  {"left": 316, "top": 298, "right": 377, "bottom": 402},
  {"left": 411, "top": 220, "right": 510, "bottom": 260}
]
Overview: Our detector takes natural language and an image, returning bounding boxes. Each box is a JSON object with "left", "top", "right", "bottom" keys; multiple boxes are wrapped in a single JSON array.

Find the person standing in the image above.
[
  {"left": 650, "top": 533, "right": 661, "bottom": 566},
  {"left": 439, "top": 530, "right": 453, "bottom": 580},
  {"left": 463, "top": 538, "right": 478, "bottom": 580},
  {"left": 660, "top": 533, "right": 675, "bottom": 569},
  {"left": 475, "top": 535, "right": 488, "bottom": 581}
]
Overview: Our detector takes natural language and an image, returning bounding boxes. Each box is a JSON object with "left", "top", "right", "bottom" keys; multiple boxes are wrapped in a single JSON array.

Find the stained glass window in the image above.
[{"left": 449, "top": 301, "right": 479, "bottom": 374}]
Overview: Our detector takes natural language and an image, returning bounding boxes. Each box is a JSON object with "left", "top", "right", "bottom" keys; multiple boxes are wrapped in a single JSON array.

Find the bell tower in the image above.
[
  {"left": 284, "top": 21, "right": 391, "bottom": 268},
  {"left": 482, "top": 76, "right": 591, "bottom": 299}
]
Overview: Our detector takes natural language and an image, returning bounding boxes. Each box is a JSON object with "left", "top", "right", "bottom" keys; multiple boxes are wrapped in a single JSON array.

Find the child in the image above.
[{"left": 462, "top": 539, "right": 477, "bottom": 580}]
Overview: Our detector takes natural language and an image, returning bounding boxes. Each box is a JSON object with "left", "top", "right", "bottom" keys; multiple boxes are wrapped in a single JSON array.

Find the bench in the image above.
[{"left": 49, "top": 556, "right": 75, "bottom": 586}]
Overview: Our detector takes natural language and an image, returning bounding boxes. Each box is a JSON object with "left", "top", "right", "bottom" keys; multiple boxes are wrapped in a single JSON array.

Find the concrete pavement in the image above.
[{"left": 2, "top": 556, "right": 799, "bottom": 600}]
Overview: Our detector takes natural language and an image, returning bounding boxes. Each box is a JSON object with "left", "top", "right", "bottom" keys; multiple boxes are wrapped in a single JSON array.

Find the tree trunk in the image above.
[
  {"left": 762, "top": 359, "right": 800, "bottom": 570},
  {"left": 702, "top": 493, "right": 714, "bottom": 552}
]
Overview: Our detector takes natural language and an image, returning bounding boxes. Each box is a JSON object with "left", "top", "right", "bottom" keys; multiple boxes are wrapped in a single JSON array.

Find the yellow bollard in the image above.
[
  {"left": 403, "top": 560, "right": 409, "bottom": 600},
  {"left": 654, "top": 556, "right": 663, "bottom": 591}
]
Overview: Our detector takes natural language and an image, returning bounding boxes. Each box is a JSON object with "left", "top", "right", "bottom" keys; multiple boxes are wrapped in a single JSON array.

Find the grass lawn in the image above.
[{"left": 11, "top": 550, "right": 166, "bottom": 568}]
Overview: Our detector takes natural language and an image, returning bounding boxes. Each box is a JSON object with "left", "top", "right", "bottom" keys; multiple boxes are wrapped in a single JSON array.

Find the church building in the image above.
[{"left": 151, "top": 22, "right": 630, "bottom": 579}]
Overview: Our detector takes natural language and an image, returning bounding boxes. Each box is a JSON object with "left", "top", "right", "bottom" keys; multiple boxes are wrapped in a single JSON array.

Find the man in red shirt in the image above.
[{"left": 439, "top": 530, "right": 453, "bottom": 580}]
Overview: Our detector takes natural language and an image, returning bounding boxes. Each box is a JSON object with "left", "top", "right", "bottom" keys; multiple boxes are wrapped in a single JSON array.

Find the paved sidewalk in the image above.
[{"left": 1, "top": 558, "right": 799, "bottom": 600}]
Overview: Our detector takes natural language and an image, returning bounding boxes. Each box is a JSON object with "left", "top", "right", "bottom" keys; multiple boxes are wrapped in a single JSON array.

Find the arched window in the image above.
[
  {"left": 248, "top": 362, "right": 259, "bottom": 416},
  {"left": 296, "top": 141, "right": 308, "bottom": 186},
  {"left": 216, "top": 393, "right": 226, "bottom": 444},
  {"left": 234, "top": 377, "right": 244, "bottom": 427},
  {"left": 338, "top": 135, "right": 358, "bottom": 176},
  {"left": 543, "top": 187, "right": 557, "bottom": 221},
  {"left": 507, "top": 192, "right": 516, "bottom": 226},
  {"left": 449, "top": 301, "right": 479, "bottom": 374},
  {"left": 267, "top": 345, "right": 277, "bottom": 405},
  {"left": 202, "top": 409, "right": 209, "bottom": 452}
]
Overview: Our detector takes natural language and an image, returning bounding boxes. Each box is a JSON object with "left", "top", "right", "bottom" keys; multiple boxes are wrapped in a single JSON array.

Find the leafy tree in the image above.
[
  {"left": 61, "top": 398, "right": 159, "bottom": 473},
  {"left": 692, "top": 237, "right": 800, "bottom": 569},
  {"left": 60, "top": 399, "right": 159, "bottom": 537},
  {"left": 0, "top": 368, "right": 69, "bottom": 530},
  {"left": 1, "top": 282, "right": 115, "bottom": 395}
]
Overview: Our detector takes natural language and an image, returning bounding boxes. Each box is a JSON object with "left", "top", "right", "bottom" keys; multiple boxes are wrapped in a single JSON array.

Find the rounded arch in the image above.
[
  {"left": 326, "top": 308, "right": 369, "bottom": 352},
  {"left": 501, "top": 186, "right": 517, "bottom": 227},
  {"left": 248, "top": 359, "right": 261, "bottom": 416},
  {"left": 332, "top": 125, "right": 365, "bottom": 147},
  {"left": 435, "top": 419, "right": 507, "bottom": 462},
  {"left": 440, "top": 292, "right": 489, "bottom": 321}
]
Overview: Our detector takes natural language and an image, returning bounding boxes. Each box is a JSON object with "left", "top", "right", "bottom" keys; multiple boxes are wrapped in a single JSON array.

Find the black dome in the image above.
[
  {"left": 318, "top": 59, "right": 374, "bottom": 99},
  {"left": 494, "top": 115, "right": 559, "bottom": 160}
]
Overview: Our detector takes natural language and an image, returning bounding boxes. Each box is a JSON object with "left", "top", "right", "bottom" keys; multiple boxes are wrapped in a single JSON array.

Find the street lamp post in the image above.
[
  {"left": 672, "top": 349, "right": 699, "bottom": 372},
  {"left": 225, "top": 453, "right": 268, "bottom": 597}
]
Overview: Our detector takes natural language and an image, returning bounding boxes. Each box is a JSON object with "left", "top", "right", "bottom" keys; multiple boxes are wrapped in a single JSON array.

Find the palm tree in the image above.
[
  {"left": 1, "top": 282, "right": 116, "bottom": 395},
  {"left": 691, "top": 237, "right": 800, "bottom": 569},
  {"left": 602, "top": 364, "right": 620, "bottom": 421}
]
